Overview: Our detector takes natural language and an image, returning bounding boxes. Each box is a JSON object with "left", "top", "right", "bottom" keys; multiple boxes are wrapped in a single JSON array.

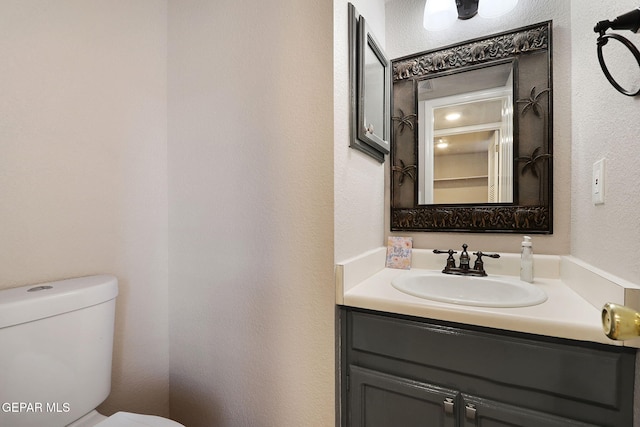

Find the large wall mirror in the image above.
[{"left": 391, "top": 22, "right": 553, "bottom": 233}]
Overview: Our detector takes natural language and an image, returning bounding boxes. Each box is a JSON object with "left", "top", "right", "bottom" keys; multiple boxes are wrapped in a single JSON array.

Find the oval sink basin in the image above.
[{"left": 391, "top": 271, "right": 547, "bottom": 308}]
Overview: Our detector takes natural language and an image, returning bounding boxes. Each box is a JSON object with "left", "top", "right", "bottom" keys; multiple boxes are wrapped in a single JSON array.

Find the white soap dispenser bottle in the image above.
[{"left": 520, "top": 236, "right": 534, "bottom": 283}]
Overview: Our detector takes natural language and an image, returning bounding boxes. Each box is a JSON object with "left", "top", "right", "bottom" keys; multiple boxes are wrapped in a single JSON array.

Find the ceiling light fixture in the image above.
[
  {"left": 423, "top": 0, "right": 519, "bottom": 31},
  {"left": 436, "top": 139, "right": 449, "bottom": 149},
  {"left": 423, "top": 0, "right": 458, "bottom": 31},
  {"left": 445, "top": 112, "right": 461, "bottom": 121},
  {"left": 456, "top": 0, "right": 479, "bottom": 20}
]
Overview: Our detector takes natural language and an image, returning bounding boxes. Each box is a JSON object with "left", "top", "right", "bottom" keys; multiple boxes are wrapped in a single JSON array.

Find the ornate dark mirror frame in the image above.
[{"left": 390, "top": 21, "right": 553, "bottom": 233}]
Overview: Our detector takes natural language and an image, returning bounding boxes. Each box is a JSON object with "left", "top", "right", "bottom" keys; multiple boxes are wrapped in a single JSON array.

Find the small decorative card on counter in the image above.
[{"left": 385, "top": 236, "right": 413, "bottom": 269}]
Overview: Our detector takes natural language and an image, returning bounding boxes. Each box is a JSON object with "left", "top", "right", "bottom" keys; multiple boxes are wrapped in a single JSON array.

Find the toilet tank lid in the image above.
[{"left": 0, "top": 275, "right": 118, "bottom": 329}]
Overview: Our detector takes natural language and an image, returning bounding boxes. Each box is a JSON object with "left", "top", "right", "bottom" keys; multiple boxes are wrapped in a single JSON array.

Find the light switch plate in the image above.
[{"left": 592, "top": 158, "right": 605, "bottom": 205}]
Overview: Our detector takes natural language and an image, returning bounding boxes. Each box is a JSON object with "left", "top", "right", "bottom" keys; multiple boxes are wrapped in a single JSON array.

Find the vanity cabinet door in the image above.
[
  {"left": 349, "top": 365, "right": 457, "bottom": 427},
  {"left": 459, "top": 394, "right": 599, "bottom": 427}
]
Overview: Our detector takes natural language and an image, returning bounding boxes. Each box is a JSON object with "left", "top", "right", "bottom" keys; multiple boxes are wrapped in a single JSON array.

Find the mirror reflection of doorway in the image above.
[{"left": 418, "top": 62, "right": 514, "bottom": 205}]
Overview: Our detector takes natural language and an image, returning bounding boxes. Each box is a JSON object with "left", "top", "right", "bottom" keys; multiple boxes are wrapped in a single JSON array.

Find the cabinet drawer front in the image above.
[{"left": 349, "top": 310, "right": 631, "bottom": 408}]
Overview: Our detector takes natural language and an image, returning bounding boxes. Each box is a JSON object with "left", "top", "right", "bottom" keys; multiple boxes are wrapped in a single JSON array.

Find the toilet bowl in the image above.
[
  {"left": 68, "top": 410, "right": 183, "bottom": 427},
  {"left": 96, "top": 411, "right": 183, "bottom": 427},
  {"left": 0, "top": 275, "right": 184, "bottom": 427},
  {"left": 66, "top": 410, "right": 184, "bottom": 427}
]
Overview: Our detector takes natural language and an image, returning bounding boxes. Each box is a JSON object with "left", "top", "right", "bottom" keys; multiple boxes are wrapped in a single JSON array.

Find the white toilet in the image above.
[{"left": 0, "top": 275, "right": 184, "bottom": 427}]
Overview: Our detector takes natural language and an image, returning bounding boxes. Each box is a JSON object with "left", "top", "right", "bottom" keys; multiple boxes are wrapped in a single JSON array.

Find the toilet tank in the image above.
[{"left": 0, "top": 275, "right": 118, "bottom": 427}]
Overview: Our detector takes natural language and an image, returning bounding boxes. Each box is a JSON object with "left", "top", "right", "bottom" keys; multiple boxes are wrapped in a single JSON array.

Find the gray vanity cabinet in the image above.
[{"left": 339, "top": 307, "right": 635, "bottom": 427}]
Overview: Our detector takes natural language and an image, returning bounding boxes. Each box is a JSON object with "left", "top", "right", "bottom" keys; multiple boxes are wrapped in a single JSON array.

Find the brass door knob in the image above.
[{"left": 602, "top": 302, "right": 640, "bottom": 340}]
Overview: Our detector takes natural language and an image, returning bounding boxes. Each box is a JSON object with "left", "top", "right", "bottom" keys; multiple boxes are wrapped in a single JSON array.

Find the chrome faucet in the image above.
[{"left": 433, "top": 244, "right": 500, "bottom": 277}]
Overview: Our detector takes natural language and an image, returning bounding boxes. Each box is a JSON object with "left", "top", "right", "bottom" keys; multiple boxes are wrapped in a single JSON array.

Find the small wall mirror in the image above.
[
  {"left": 391, "top": 22, "right": 553, "bottom": 233},
  {"left": 349, "top": 3, "right": 391, "bottom": 162}
]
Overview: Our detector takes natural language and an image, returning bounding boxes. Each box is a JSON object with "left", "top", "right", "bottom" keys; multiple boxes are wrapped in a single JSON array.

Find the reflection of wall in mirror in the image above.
[
  {"left": 364, "top": 42, "right": 385, "bottom": 136},
  {"left": 434, "top": 144, "right": 489, "bottom": 204}
]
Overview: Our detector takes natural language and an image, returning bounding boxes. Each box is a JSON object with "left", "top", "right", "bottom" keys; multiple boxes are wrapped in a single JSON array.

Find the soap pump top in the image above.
[{"left": 522, "top": 236, "right": 532, "bottom": 248}]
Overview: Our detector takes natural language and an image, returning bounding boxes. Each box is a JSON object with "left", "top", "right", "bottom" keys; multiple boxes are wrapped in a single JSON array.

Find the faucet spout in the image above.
[{"left": 459, "top": 244, "right": 470, "bottom": 270}]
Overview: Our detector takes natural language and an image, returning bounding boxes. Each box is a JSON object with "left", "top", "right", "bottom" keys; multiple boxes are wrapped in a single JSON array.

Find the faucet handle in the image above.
[
  {"left": 471, "top": 251, "right": 500, "bottom": 276},
  {"left": 433, "top": 249, "right": 457, "bottom": 255},
  {"left": 433, "top": 249, "right": 457, "bottom": 269},
  {"left": 473, "top": 251, "right": 500, "bottom": 259}
]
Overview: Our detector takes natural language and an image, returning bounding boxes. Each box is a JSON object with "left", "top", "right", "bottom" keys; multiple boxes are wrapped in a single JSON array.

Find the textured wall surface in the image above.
[
  {"left": 570, "top": 0, "right": 640, "bottom": 285},
  {"left": 385, "top": 0, "right": 571, "bottom": 255},
  {"left": 0, "top": 0, "right": 170, "bottom": 417},
  {"left": 334, "top": 0, "right": 388, "bottom": 263},
  {"left": 168, "top": 1, "right": 335, "bottom": 426}
]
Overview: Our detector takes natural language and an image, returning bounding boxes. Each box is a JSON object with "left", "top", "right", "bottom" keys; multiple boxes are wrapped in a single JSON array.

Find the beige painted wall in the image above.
[
  {"left": 2, "top": 2, "right": 335, "bottom": 425},
  {"left": 167, "top": 1, "right": 335, "bottom": 426},
  {"left": 571, "top": 0, "right": 640, "bottom": 285},
  {"left": 385, "top": 0, "right": 572, "bottom": 255},
  {"left": 0, "top": 0, "right": 170, "bottom": 417}
]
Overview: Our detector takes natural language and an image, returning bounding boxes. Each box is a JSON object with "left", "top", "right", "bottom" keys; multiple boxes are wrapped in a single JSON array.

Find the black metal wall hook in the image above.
[
  {"left": 594, "top": 7, "right": 640, "bottom": 96},
  {"left": 594, "top": 7, "right": 640, "bottom": 34}
]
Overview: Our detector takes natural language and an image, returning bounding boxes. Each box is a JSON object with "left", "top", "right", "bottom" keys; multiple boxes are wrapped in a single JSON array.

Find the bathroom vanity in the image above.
[
  {"left": 339, "top": 307, "right": 634, "bottom": 426},
  {"left": 336, "top": 248, "right": 640, "bottom": 426}
]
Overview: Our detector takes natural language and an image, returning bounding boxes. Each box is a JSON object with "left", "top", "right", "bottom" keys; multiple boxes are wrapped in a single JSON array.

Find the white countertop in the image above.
[
  {"left": 336, "top": 248, "right": 640, "bottom": 347},
  {"left": 344, "top": 267, "right": 615, "bottom": 345}
]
